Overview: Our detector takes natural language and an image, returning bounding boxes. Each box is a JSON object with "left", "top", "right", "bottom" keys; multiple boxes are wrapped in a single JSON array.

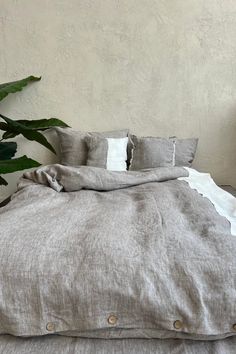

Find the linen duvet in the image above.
[{"left": 0, "top": 164, "right": 236, "bottom": 353}]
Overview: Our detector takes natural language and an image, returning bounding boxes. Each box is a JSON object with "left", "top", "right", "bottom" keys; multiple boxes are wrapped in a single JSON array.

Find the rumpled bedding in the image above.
[{"left": 0, "top": 165, "right": 235, "bottom": 345}]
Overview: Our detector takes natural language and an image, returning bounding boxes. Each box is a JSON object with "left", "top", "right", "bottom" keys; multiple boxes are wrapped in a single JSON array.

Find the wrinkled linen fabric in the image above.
[
  {"left": 1, "top": 335, "right": 236, "bottom": 354},
  {"left": 170, "top": 138, "right": 198, "bottom": 167},
  {"left": 55, "top": 128, "right": 129, "bottom": 166},
  {"left": 85, "top": 136, "right": 129, "bottom": 171},
  {"left": 129, "top": 136, "right": 174, "bottom": 170},
  {"left": 179, "top": 168, "right": 236, "bottom": 236},
  {"left": 21, "top": 164, "right": 188, "bottom": 192},
  {"left": 0, "top": 165, "right": 235, "bottom": 341}
]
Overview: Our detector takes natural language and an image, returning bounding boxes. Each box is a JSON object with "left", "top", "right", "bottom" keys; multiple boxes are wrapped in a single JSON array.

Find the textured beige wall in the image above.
[{"left": 0, "top": 0, "right": 236, "bottom": 199}]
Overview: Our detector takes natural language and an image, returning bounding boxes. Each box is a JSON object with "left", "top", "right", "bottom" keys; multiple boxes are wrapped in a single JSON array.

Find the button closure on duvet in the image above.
[
  {"left": 108, "top": 315, "right": 118, "bottom": 325},
  {"left": 173, "top": 320, "right": 183, "bottom": 330},
  {"left": 233, "top": 324, "right": 236, "bottom": 331},
  {"left": 46, "top": 322, "right": 55, "bottom": 332}
]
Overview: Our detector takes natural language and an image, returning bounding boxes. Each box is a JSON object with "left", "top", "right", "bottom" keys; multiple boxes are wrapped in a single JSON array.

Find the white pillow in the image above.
[{"left": 85, "top": 136, "right": 128, "bottom": 171}]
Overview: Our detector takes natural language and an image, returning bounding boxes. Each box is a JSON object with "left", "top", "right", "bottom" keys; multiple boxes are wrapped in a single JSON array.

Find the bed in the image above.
[
  {"left": 0, "top": 162, "right": 236, "bottom": 353},
  {"left": 0, "top": 127, "right": 236, "bottom": 353}
]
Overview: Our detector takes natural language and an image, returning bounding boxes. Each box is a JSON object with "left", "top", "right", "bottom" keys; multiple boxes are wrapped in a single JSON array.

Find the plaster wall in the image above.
[{"left": 0, "top": 0, "right": 236, "bottom": 198}]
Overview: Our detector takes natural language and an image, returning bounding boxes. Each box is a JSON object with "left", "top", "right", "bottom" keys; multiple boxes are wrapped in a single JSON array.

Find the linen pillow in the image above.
[
  {"left": 129, "top": 135, "right": 174, "bottom": 170},
  {"left": 85, "top": 136, "right": 128, "bottom": 171},
  {"left": 170, "top": 137, "right": 198, "bottom": 167},
  {"left": 55, "top": 128, "right": 129, "bottom": 166}
]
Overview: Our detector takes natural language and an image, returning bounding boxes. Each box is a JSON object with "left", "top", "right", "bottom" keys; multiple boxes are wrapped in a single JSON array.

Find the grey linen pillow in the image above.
[
  {"left": 55, "top": 128, "right": 129, "bottom": 166},
  {"left": 85, "top": 135, "right": 128, "bottom": 171},
  {"left": 170, "top": 137, "right": 198, "bottom": 167},
  {"left": 129, "top": 135, "right": 174, "bottom": 170}
]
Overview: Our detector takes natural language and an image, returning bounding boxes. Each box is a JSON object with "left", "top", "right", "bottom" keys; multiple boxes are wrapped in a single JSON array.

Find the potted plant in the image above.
[{"left": 0, "top": 76, "right": 68, "bottom": 187}]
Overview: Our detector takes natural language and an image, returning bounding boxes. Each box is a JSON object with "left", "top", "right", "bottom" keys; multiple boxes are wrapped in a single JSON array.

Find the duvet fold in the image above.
[{"left": 21, "top": 164, "right": 188, "bottom": 192}]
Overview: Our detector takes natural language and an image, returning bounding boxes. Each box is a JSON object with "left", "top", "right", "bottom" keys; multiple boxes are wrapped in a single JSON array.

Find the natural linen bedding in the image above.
[
  {"left": 1, "top": 334, "right": 236, "bottom": 354},
  {"left": 0, "top": 165, "right": 235, "bottom": 342}
]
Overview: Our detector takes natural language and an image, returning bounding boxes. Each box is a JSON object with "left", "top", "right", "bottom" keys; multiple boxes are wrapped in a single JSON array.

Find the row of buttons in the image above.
[
  {"left": 46, "top": 318, "right": 236, "bottom": 332},
  {"left": 174, "top": 321, "right": 236, "bottom": 332},
  {"left": 174, "top": 321, "right": 236, "bottom": 331},
  {"left": 46, "top": 315, "right": 118, "bottom": 332}
]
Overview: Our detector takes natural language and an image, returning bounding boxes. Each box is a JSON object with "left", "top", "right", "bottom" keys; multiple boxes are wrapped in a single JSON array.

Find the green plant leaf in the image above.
[
  {"left": 0, "top": 122, "right": 8, "bottom": 131},
  {"left": 0, "top": 142, "right": 17, "bottom": 160},
  {"left": 15, "top": 118, "right": 69, "bottom": 130},
  {"left": 19, "top": 130, "right": 56, "bottom": 153},
  {"left": 1, "top": 118, "right": 69, "bottom": 140},
  {"left": 0, "top": 155, "right": 40, "bottom": 174},
  {"left": 0, "top": 121, "right": 18, "bottom": 139},
  {"left": 0, "top": 175, "right": 8, "bottom": 185},
  {"left": 2, "top": 131, "right": 17, "bottom": 140},
  {"left": 0, "top": 76, "right": 41, "bottom": 101},
  {"left": 0, "top": 115, "right": 56, "bottom": 154}
]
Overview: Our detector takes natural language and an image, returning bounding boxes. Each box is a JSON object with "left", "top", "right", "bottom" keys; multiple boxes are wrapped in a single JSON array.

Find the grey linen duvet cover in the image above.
[
  {"left": 1, "top": 335, "right": 236, "bottom": 354},
  {"left": 0, "top": 165, "right": 235, "bottom": 342}
]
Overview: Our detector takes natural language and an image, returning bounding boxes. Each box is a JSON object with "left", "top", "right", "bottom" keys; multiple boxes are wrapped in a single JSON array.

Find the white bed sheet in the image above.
[{"left": 179, "top": 168, "right": 236, "bottom": 236}]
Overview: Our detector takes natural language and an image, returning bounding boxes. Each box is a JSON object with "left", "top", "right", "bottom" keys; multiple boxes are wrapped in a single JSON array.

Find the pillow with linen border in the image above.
[
  {"left": 85, "top": 135, "right": 129, "bottom": 171},
  {"left": 129, "top": 135, "right": 174, "bottom": 170},
  {"left": 170, "top": 137, "right": 198, "bottom": 167},
  {"left": 55, "top": 128, "right": 130, "bottom": 167}
]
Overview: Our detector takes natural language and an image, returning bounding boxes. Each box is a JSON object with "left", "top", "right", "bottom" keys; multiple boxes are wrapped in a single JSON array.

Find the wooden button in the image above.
[
  {"left": 232, "top": 324, "right": 236, "bottom": 331},
  {"left": 46, "top": 322, "right": 55, "bottom": 331},
  {"left": 173, "top": 320, "right": 183, "bottom": 330},
  {"left": 108, "top": 315, "right": 118, "bottom": 325}
]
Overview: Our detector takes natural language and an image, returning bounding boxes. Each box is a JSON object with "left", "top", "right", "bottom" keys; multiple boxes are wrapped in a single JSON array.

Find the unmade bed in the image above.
[{"left": 0, "top": 164, "right": 236, "bottom": 353}]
